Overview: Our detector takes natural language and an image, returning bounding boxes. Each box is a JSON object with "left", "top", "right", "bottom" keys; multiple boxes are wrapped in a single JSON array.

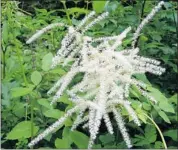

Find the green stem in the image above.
[
  {"left": 30, "top": 96, "right": 34, "bottom": 148},
  {"left": 62, "top": 1, "right": 72, "bottom": 25},
  {"left": 16, "top": 48, "right": 28, "bottom": 86},
  {"left": 86, "top": 1, "right": 89, "bottom": 14},
  {"left": 135, "top": 0, "right": 146, "bottom": 48},
  {"left": 1, "top": 49, "right": 5, "bottom": 79},
  {"left": 17, "top": 8, "right": 32, "bottom": 16},
  {"left": 143, "top": 113, "right": 167, "bottom": 149},
  {"left": 172, "top": 7, "right": 178, "bottom": 37}
]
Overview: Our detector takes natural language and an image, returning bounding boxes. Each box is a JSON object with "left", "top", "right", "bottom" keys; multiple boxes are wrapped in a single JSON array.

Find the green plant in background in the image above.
[{"left": 1, "top": 0, "right": 177, "bottom": 149}]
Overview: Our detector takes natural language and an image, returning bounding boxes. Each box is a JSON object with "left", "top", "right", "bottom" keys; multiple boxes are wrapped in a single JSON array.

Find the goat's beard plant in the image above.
[{"left": 27, "top": 1, "right": 165, "bottom": 149}]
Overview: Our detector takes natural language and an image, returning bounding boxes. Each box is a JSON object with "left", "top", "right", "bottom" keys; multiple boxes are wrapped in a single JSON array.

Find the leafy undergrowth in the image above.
[{"left": 1, "top": 1, "right": 177, "bottom": 149}]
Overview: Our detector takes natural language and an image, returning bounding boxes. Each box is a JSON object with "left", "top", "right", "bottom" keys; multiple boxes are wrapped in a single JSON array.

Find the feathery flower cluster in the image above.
[{"left": 27, "top": 1, "right": 165, "bottom": 149}]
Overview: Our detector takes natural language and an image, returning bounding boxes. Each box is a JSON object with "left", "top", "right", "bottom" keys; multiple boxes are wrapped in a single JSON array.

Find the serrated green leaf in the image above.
[
  {"left": 31, "top": 71, "right": 42, "bottom": 85},
  {"left": 6, "top": 121, "right": 39, "bottom": 140},
  {"left": 154, "top": 141, "right": 164, "bottom": 149},
  {"left": 144, "top": 125, "right": 157, "bottom": 143}
]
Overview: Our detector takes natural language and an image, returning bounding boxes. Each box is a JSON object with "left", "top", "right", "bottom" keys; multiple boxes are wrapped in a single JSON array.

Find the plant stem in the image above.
[
  {"left": 135, "top": 0, "right": 146, "bottom": 48},
  {"left": 1, "top": 49, "right": 5, "bottom": 79},
  {"left": 143, "top": 113, "right": 167, "bottom": 149},
  {"left": 86, "top": 1, "right": 89, "bottom": 14},
  {"left": 17, "top": 8, "right": 32, "bottom": 16},
  {"left": 16, "top": 48, "right": 28, "bottom": 86},
  {"left": 30, "top": 96, "right": 34, "bottom": 149},
  {"left": 62, "top": 1, "right": 72, "bottom": 25},
  {"left": 30, "top": 45, "right": 37, "bottom": 144},
  {"left": 172, "top": 7, "right": 178, "bottom": 37}
]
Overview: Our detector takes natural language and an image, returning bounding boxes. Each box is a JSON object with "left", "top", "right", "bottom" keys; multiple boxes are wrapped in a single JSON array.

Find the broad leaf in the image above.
[
  {"left": 158, "top": 110, "right": 171, "bottom": 124},
  {"left": 70, "top": 131, "right": 89, "bottom": 148},
  {"left": 159, "top": 101, "right": 174, "bottom": 113},
  {"left": 148, "top": 86, "right": 174, "bottom": 113},
  {"left": 11, "top": 87, "right": 33, "bottom": 98},
  {"left": 93, "top": 1, "right": 107, "bottom": 13},
  {"left": 163, "top": 129, "right": 177, "bottom": 141},
  {"left": 42, "top": 53, "right": 53, "bottom": 71},
  {"left": 37, "top": 98, "right": 53, "bottom": 109},
  {"left": 6, "top": 121, "right": 39, "bottom": 140},
  {"left": 55, "top": 138, "right": 71, "bottom": 149},
  {"left": 44, "top": 109, "right": 64, "bottom": 119},
  {"left": 31, "top": 71, "right": 42, "bottom": 85},
  {"left": 99, "top": 134, "right": 115, "bottom": 144},
  {"left": 144, "top": 125, "right": 157, "bottom": 143}
]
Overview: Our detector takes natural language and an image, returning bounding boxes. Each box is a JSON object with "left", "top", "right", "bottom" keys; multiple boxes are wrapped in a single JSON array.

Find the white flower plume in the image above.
[{"left": 27, "top": 1, "right": 165, "bottom": 149}]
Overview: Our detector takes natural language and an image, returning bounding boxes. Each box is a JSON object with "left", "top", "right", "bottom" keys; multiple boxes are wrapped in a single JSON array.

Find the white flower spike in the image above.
[{"left": 27, "top": 1, "right": 165, "bottom": 149}]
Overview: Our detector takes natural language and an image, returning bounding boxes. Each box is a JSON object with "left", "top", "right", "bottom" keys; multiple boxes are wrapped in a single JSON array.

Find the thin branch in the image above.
[
  {"left": 135, "top": 0, "right": 146, "bottom": 48},
  {"left": 143, "top": 113, "right": 168, "bottom": 149}
]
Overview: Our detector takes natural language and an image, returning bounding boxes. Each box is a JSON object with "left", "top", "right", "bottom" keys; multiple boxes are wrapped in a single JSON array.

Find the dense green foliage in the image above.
[{"left": 1, "top": 0, "right": 177, "bottom": 149}]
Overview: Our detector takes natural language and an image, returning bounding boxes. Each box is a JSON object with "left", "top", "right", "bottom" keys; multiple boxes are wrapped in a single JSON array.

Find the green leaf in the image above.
[
  {"left": 136, "top": 108, "right": 147, "bottom": 123},
  {"left": 31, "top": 71, "right": 42, "bottom": 85},
  {"left": 64, "top": 118, "right": 73, "bottom": 126},
  {"left": 163, "top": 129, "right": 177, "bottom": 141},
  {"left": 37, "top": 99, "right": 52, "bottom": 109},
  {"left": 43, "top": 109, "right": 64, "bottom": 119},
  {"left": 42, "top": 53, "right": 53, "bottom": 71},
  {"left": 99, "top": 134, "right": 115, "bottom": 144},
  {"left": 58, "top": 93, "right": 72, "bottom": 105},
  {"left": 11, "top": 87, "right": 33, "bottom": 98},
  {"left": 55, "top": 138, "right": 71, "bottom": 149},
  {"left": 159, "top": 101, "right": 175, "bottom": 113},
  {"left": 147, "top": 86, "right": 174, "bottom": 113},
  {"left": 137, "top": 113, "right": 147, "bottom": 124},
  {"left": 63, "top": 127, "right": 70, "bottom": 137},
  {"left": 6, "top": 121, "right": 39, "bottom": 140},
  {"left": 158, "top": 110, "right": 171, "bottom": 124},
  {"left": 134, "top": 74, "right": 151, "bottom": 85},
  {"left": 105, "top": 1, "right": 119, "bottom": 12},
  {"left": 93, "top": 1, "right": 107, "bottom": 13},
  {"left": 68, "top": 8, "right": 89, "bottom": 15},
  {"left": 49, "top": 68, "right": 66, "bottom": 75},
  {"left": 140, "top": 35, "right": 148, "bottom": 42},
  {"left": 2, "top": 21, "right": 8, "bottom": 43},
  {"left": 169, "top": 94, "right": 177, "bottom": 104},
  {"left": 12, "top": 102, "right": 25, "bottom": 118},
  {"left": 62, "top": 127, "right": 73, "bottom": 145},
  {"left": 142, "top": 102, "right": 151, "bottom": 111},
  {"left": 154, "top": 141, "right": 164, "bottom": 149},
  {"left": 70, "top": 131, "right": 89, "bottom": 148},
  {"left": 144, "top": 125, "right": 157, "bottom": 143}
]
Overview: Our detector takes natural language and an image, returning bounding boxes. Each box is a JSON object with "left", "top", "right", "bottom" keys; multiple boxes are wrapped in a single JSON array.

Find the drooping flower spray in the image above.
[{"left": 27, "top": 1, "right": 165, "bottom": 149}]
